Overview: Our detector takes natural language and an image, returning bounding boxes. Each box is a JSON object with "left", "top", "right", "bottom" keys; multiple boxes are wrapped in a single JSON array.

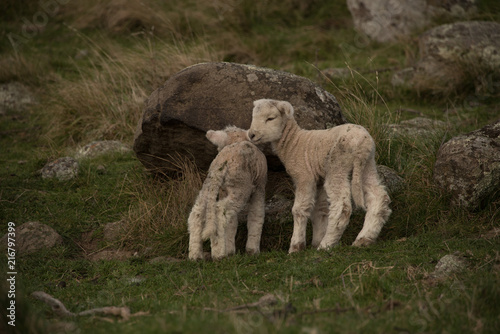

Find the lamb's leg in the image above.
[
  {"left": 245, "top": 185, "right": 266, "bottom": 255},
  {"left": 318, "top": 173, "right": 352, "bottom": 250},
  {"left": 289, "top": 181, "right": 316, "bottom": 253},
  {"left": 226, "top": 215, "right": 238, "bottom": 256},
  {"left": 311, "top": 185, "right": 328, "bottom": 248},
  {"left": 210, "top": 199, "right": 229, "bottom": 260},
  {"left": 212, "top": 191, "right": 248, "bottom": 259},
  {"left": 353, "top": 160, "right": 391, "bottom": 246},
  {"left": 187, "top": 198, "right": 205, "bottom": 260}
]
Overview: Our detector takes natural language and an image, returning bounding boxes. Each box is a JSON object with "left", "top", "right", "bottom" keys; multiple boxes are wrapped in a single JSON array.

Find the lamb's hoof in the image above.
[
  {"left": 352, "top": 237, "right": 375, "bottom": 247},
  {"left": 188, "top": 253, "right": 204, "bottom": 261},
  {"left": 288, "top": 242, "right": 305, "bottom": 254},
  {"left": 317, "top": 242, "right": 338, "bottom": 251},
  {"left": 246, "top": 248, "right": 260, "bottom": 256}
]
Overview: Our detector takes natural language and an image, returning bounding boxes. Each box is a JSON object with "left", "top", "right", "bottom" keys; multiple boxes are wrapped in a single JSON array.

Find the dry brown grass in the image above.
[
  {"left": 60, "top": 0, "right": 222, "bottom": 39},
  {"left": 61, "top": 0, "right": 172, "bottom": 36},
  {"left": 0, "top": 54, "right": 51, "bottom": 85},
  {"left": 121, "top": 155, "right": 205, "bottom": 257},
  {"left": 43, "top": 35, "right": 219, "bottom": 146}
]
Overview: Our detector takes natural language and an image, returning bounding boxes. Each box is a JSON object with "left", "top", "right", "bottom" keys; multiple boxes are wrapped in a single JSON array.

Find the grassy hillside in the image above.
[{"left": 1, "top": 0, "right": 499, "bottom": 333}]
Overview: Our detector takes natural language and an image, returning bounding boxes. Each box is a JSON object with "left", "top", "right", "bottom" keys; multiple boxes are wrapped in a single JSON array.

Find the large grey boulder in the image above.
[
  {"left": 347, "top": 0, "right": 477, "bottom": 43},
  {"left": 133, "top": 62, "right": 345, "bottom": 173},
  {"left": 347, "top": 0, "right": 429, "bottom": 43},
  {"left": 393, "top": 21, "right": 500, "bottom": 95},
  {"left": 1, "top": 221, "right": 63, "bottom": 255},
  {"left": 434, "top": 120, "right": 500, "bottom": 209}
]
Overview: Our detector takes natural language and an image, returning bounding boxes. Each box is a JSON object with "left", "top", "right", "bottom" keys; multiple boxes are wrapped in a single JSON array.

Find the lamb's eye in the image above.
[{"left": 266, "top": 117, "right": 276, "bottom": 122}]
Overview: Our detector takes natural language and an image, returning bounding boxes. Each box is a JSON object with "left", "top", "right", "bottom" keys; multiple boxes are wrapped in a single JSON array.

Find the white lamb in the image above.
[
  {"left": 247, "top": 99, "right": 391, "bottom": 253},
  {"left": 188, "top": 126, "right": 267, "bottom": 260}
]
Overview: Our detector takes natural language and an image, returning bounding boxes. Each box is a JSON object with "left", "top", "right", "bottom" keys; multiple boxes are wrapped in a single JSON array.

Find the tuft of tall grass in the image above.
[
  {"left": 323, "top": 68, "right": 394, "bottom": 167},
  {"left": 121, "top": 155, "right": 204, "bottom": 258}
]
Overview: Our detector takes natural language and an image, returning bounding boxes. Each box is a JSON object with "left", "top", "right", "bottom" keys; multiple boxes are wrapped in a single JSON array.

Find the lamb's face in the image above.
[
  {"left": 206, "top": 126, "right": 249, "bottom": 151},
  {"left": 248, "top": 99, "right": 294, "bottom": 144}
]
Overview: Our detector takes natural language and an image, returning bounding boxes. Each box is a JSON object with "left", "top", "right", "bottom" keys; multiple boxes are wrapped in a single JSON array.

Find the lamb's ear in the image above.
[
  {"left": 206, "top": 130, "right": 228, "bottom": 148},
  {"left": 276, "top": 101, "right": 294, "bottom": 117}
]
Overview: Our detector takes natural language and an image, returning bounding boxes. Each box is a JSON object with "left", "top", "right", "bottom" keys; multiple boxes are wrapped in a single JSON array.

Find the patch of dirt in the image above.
[{"left": 78, "top": 229, "right": 135, "bottom": 261}]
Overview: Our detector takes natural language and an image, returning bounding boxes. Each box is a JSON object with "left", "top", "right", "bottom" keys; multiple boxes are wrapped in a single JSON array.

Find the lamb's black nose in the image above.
[{"left": 248, "top": 131, "right": 256, "bottom": 140}]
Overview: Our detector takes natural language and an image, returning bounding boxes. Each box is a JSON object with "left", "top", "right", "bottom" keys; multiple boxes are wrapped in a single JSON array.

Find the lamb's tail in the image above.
[
  {"left": 201, "top": 162, "right": 228, "bottom": 241},
  {"left": 351, "top": 157, "right": 366, "bottom": 210}
]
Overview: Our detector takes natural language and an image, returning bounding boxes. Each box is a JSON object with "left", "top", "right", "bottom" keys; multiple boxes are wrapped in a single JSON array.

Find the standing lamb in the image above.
[
  {"left": 247, "top": 99, "right": 391, "bottom": 253},
  {"left": 188, "top": 126, "right": 267, "bottom": 260}
]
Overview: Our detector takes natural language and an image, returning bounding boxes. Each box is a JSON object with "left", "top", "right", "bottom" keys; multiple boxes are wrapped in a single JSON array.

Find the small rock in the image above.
[
  {"left": 41, "top": 157, "right": 79, "bottom": 181},
  {"left": 0, "top": 221, "right": 63, "bottom": 255},
  {"left": 431, "top": 253, "right": 467, "bottom": 279},
  {"left": 76, "top": 140, "right": 131, "bottom": 159},
  {"left": 377, "top": 165, "right": 405, "bottom": 194},
  {"left": 0, "top": 82, "right": 36, "bottom": 112}
]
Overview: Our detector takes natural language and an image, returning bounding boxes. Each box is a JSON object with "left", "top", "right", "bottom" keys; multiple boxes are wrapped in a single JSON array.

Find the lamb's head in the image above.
[
  {"left": 206, "top": 126, "right": 249, "bottom": 151},
  {"left": 248, "top": 99, "right": 294, "bottom": 144}
]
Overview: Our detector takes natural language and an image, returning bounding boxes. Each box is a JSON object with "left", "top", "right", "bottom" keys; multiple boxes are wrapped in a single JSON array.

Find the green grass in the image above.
[
  {"left": 1, "top": 0, "right": 499, "bottom": 333},
  {"left": 5, "top": 237, "right": 499, "bottom": 333}
]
